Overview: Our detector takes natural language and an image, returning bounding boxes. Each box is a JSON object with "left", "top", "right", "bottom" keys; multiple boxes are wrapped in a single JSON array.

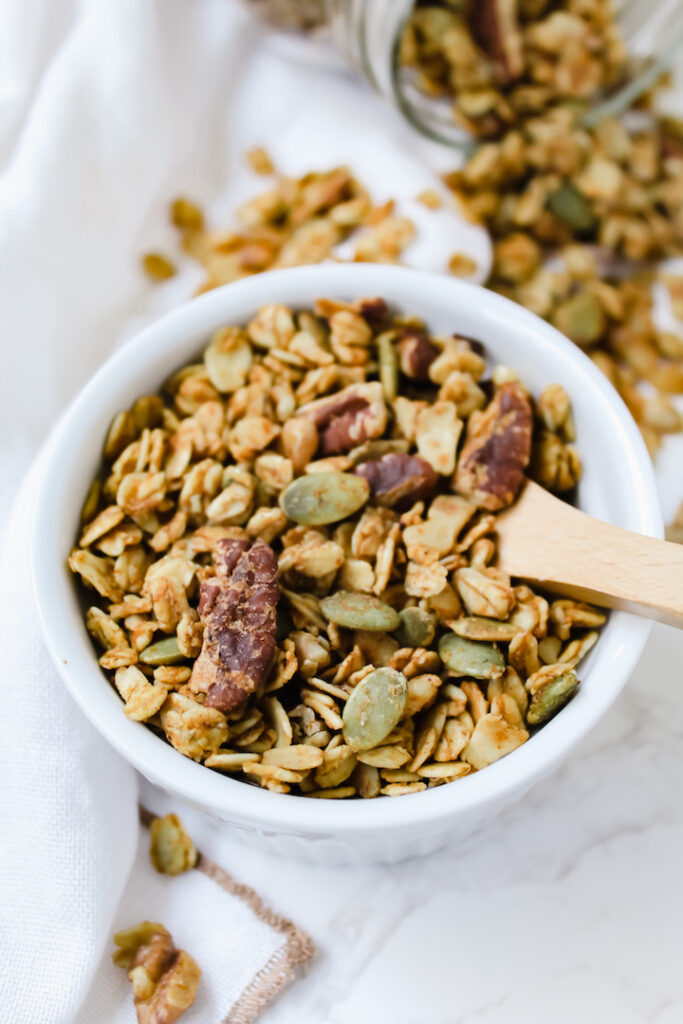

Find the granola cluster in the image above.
[
  {"left": 143, "top": 166, "right": 415, "bottom": 295},
  {"left": 69, "top": 297, "right": 606, "bottom": 798}
]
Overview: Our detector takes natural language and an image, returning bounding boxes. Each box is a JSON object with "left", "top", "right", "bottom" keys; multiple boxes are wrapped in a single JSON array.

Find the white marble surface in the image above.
[{"left": 169, "top": 619, "right": 679, "bottom": 1024}]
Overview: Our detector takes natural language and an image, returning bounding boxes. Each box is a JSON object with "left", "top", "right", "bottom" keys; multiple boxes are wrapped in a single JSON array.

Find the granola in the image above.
[{"left": 70, "top": 297, "right": 606, "bottom": 797}]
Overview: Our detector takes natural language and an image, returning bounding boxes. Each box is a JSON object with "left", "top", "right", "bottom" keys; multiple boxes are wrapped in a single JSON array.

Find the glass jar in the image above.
[{"left": 239, "top": 0, "right": 683, "bottom": 147}]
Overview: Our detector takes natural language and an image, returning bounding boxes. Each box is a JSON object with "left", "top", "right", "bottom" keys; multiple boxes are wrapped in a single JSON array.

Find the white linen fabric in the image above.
[
  {"left": 0, "top": 2, "right": 681, "bottom": 1023},
  {"left": 0, "top": 467, "right": 312, "bottom": 1024}
]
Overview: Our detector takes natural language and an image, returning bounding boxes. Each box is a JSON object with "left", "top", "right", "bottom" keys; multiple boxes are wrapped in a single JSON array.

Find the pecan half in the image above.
[
  {"left": 354, "top": 453, "right": 437, "bottom": 510},
  {"left": 190, "top": 537, "right": 279, "bottom": 712},
  {"left": 297, "top": 382, "right": 387, "bottom": 455},
  {"left": 397, "top": 331, "right": 440, "bottom": 382},
  {"left": 465, "top": 0, "right": 524, "bottom": 83},
  {"left": 453, "top": 381, "right": 533, "bottom": 510}
]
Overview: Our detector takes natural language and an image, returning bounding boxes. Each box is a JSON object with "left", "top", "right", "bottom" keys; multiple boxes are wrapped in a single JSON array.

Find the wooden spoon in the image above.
[{"left": 495, "top": 479, "right": 683, "bottom": 628}]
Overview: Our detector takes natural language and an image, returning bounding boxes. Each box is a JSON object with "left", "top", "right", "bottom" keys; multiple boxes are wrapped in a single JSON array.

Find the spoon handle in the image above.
[{"left": 497, "top": 481, "right": 683, "bottom": 629}]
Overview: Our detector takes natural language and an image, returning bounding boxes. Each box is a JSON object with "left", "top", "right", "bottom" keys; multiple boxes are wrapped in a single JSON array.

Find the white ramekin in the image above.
[{"left": 32, "top": 264, "right": 661, "bottom": 864}]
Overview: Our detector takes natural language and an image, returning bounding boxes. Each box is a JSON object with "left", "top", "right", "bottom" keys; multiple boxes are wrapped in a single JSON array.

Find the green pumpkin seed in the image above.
[
  {"left": 321, "top": 591, "right": 400, "bottom": 631},
  {"left": 342, "top": 667, "right": 408, "bottom": 751},
  {"left": 449, "top": 617, "right": 521, "bottom": 642},
  {"left": 526, "top": 669, "right": 578, "bottom": 725},
  {"left": 553, "top": 289, "right": 606, "bottom": 348},
  {"left": 438, "top": 633, "right": 505, "bottom": 679},
  {"left": 377, "top": 332, "right": 398, "bottom": 401},
  {"left": 280, "top": 472, "right": 369, "bottom": 526},
  {"left": 394, "top": 607, "right": 436, "bottom": 647},
  {"left": 139, "top": 637, "right": 184, "bottom": 665},
  {"left": 547, "top": 184, "right": 596, "bottom": 233}
]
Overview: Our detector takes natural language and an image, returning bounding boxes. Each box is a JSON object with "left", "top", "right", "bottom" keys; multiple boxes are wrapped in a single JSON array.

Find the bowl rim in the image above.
[{"left": 32, "top": 264, "right": 660, "bottom": 836}]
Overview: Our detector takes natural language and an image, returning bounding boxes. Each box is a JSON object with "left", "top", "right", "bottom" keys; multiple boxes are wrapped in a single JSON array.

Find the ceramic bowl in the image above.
[{"left": 32, "top": 264, "right": 661, "bottom": 864}]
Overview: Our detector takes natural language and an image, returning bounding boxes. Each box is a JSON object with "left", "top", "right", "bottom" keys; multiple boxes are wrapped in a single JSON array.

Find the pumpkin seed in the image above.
[
  {"left": 321, "top": 591, "right": 400, "bottom": 631},
  {"left": 342, "top": 667, "right": 408, "bottom": 751},
  {"left": 377, "top": 331, "right": 398, "bottom": 401},
  {"left": 139, "top": 637, "right": 184, "bottom": 665},
  {"left": 526, "top": 668, "right": 578, "bottom": 725},
  {"left": 553, "top": 289, "right": 606, "bottom": 347},
  {"left": 280, "top": 472, "right": 369, "bottom": 525},
  {"left": 547, "top": 184, "right": 596, "bottom": 233},
  {"left": 394, "top": 607, "right": 436, "bottom": 647},
  {"left": 438, "top": 633, "right": 505, "bottom": 679},
  {"left": 449, "top": 616, "right": 521, "bottom": 642}
]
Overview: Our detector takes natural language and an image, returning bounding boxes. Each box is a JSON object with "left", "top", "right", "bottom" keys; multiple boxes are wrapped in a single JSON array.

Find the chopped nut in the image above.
[
  {"left": 354, "top": 453, "right": 437, "bottom": 510},
  {"left": 190, "top": 538, "right": 279, "bottom": 712},
  {"left": 454, "top": 382, "right": 533, "bottom": 510},
  {"left": 113, "top": 922, "right": 200, "bottom": 1024},
  {"left": 297, "top": 382, "right": 387, "bottom": 455}
]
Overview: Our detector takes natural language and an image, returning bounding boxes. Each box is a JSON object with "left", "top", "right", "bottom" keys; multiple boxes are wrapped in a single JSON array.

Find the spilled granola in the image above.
[
  {"left": 69, "top": 297, "right": 607, "bottom": 798},
  {"left": 113, "top": 921, "right": 200, "bottom": 1024}
]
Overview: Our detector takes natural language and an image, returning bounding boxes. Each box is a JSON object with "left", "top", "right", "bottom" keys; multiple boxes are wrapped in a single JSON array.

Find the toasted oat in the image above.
[
  {"left": 416, "top": 189, "right": 442, "bottom": 210},
  {"left": 245, "top": 146, "right": 275, "bottom": 176}
]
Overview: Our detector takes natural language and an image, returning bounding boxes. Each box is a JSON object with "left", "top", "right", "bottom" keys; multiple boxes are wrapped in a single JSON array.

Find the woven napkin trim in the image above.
[{"left": 139, "top": 808, "right": 315, "bottom": 1023}]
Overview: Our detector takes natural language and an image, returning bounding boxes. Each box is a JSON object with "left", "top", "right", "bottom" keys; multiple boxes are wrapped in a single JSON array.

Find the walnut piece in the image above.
[
  {"left": 354, "top": 453, "right": 437, "bottom": 510},
  {"left": 454, "top": 381, "right": 532, "bottom": 510},
  {"left": 297, "top": 382, "right": 387, "bottom": 455},
  {"left": 190, "top": 537, "right": 279, "bottom": 712},
  {"left": 113, "top": 922, "right": 200, "bottom": 1024}
]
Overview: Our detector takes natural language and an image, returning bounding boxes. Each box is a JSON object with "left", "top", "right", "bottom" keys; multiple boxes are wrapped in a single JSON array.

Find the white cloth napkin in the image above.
[{"left": 0, "top": 465, "right": 313, "bottom": 1024}]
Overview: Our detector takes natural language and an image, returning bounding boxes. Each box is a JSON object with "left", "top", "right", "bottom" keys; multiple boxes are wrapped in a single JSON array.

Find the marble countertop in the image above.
[{"left": 193, "top": 618, "right": 683, "bottom": 1024}]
